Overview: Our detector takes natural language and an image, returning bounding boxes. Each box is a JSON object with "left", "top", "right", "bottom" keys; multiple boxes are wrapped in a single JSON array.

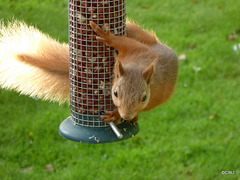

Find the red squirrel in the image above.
[
  {"left": 90, "top": 21, "right": 178, "bottom": 123},
  {"left": 0, "top": 21, "right": 178, "bottom": 124}
]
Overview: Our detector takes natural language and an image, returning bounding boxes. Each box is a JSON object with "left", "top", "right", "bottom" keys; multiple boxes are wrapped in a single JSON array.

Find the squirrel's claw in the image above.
[
  {"left": 101, "top": 110, "right": 138, "bottom": 125},
  {"left": 90, "top": 21, "right": 113, "bottom": 45},
  {"left": 96, "top": 36, "right": 105, "bottom": 42},
  {"left": 101, "top": 109, "right": 122, "bottom": 124},
  {"left": 105, "top": 110, "right": 118, "bottom": 115}
]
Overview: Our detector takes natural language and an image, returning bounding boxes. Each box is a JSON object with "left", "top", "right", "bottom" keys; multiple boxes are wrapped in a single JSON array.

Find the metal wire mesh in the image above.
[{"left": 69, "top": 0, "right": 126, "bottom": 127}]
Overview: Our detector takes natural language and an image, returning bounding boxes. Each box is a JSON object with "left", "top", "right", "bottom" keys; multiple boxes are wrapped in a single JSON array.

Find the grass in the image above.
[{"left": 0, "top": 0, "right": 240, "bottom": 179}]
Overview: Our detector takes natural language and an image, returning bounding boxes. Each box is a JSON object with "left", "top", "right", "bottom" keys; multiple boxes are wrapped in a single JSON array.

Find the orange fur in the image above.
[
  {"left": 91, "top": 21, "right": 178, "bottom": 123},
  {"left": 126, "top": 21, "right": 158, "bottom": 46},
  {"left": 0, "top": 21, "right": 69, "bottom": 103},
  {"left": 17, "top": 41, "right": 69, "bottom": 72}
]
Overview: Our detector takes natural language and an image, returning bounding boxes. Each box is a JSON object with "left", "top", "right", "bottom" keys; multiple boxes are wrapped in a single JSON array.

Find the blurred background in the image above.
[{"left": 0, "top": 0, "right": 239, "bottom": 179}]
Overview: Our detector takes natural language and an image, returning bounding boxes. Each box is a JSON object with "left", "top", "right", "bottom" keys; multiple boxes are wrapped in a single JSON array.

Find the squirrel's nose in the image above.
[{"left": 121, "top": 113, "right": 134, "bottom": 120}]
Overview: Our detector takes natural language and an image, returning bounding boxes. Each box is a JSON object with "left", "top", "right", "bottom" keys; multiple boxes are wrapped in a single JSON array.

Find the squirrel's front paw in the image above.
[
  {"left": 101, "top": 109, "right": 122, "bottom": 124},
  {"left": 90, "top": 21, "right": 113, "bottom": 45}
]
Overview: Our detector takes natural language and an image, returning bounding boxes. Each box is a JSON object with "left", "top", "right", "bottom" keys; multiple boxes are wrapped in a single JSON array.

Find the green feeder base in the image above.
[{"left": 59, "top": 117, "right": 139, "bottom": 144}]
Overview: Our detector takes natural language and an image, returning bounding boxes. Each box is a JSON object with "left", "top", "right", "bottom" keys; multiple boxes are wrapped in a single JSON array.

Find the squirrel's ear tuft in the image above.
[
  {"left": 115, "top": 60, "right": 125, "bottom": 78},
  {"left": 142, "top": 63, "right": 154, "bottom": 84}
]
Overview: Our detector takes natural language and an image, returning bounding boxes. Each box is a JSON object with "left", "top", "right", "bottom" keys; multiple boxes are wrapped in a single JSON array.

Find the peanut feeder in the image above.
[{"left": 59, "top": 0, "right": 139, "bottom": 143}]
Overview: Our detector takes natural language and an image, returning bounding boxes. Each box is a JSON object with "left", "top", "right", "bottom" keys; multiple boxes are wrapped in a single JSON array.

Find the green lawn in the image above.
[{"left": 0, "top": 0, "right": 240, "bottom": 179}]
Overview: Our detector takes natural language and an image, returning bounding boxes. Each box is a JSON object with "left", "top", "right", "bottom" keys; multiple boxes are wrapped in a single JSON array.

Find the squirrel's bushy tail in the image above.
[{"left": 0, "top": 21, "right": 70, "bottom": 103}]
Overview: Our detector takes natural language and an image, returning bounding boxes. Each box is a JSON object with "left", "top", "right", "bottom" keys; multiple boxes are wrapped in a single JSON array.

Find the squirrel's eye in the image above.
[
  {"left": 114, "top": 89, "right": 118, "bottom": 98},
  {"left": 142, "top": 95, "right": 147, "bottom": 102}
]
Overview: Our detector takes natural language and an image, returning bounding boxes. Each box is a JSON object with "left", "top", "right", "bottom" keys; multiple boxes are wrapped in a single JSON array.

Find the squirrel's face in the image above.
[
  {"left": 112, "top": 60, "right": 154, "bottom": 120},
  {"left": 112, "top": 78, "right": 150, "bottom": 120}
]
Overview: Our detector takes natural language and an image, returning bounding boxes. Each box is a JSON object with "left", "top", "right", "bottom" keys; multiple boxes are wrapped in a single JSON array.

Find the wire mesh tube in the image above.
[{"left": 69, "top": 0, "right": 126, "bottom": 127}]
